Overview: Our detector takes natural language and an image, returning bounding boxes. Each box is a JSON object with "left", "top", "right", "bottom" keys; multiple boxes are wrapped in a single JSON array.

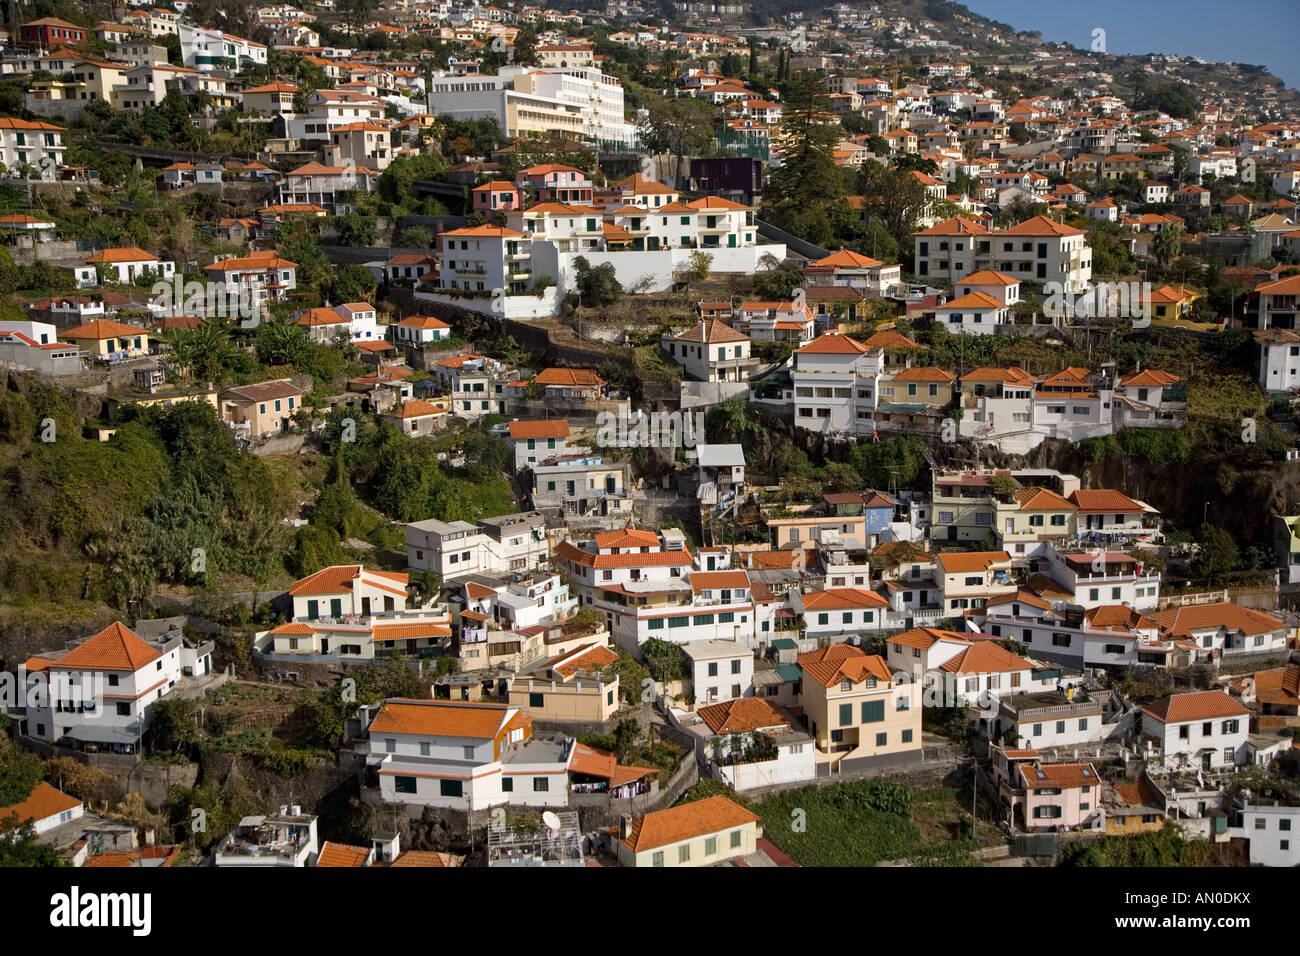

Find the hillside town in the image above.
[{"left": 0, "top": 0, "right": 1298, "bottom": 882}]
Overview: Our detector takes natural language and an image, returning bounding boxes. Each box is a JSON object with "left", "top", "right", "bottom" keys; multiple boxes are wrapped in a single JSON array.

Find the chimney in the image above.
[{"left": 619, "top": 815, "right": 633, "bottom": 839}]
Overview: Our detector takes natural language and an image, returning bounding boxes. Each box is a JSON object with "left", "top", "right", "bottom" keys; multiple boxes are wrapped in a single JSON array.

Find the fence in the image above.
[{"left": 1012, "top": 832, "right": 1060, "bottom": 858}]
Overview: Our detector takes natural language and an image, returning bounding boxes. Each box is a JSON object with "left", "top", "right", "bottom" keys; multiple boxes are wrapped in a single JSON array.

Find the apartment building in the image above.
[
  {"left": 790, "top": 331, "right": 884, "bottom": 436},
  {"left": 435, "top": 224, "right": 533, "bottom": 295},
  {"left": 914, "top": 215, "right": 1091, "bottom": 293},
  {"left": 203, "top": 251, "right": 297, "bottom": 310},
  {"left": 406, "top": 511, "right": 548, "bottom": 580}
]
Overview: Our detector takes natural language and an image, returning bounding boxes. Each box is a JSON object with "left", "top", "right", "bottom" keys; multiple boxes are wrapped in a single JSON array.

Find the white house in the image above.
[
  {"left": 407, "top": 512, "right": 548, "bottom": 580},
  {"left": 19, "top": 622, "right": 212, "bottom": 756},
  {"left": 1141, "top": 690, "right": 1250, "bottom": 771},
  {"left": 1227, "top": 804, "right": 1300, "bottom": 866},
  {"left": 509, "top": 419, "right": 569, "bottom": 472}
]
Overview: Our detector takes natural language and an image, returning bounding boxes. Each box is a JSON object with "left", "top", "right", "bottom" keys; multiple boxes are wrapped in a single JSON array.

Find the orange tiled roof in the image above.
[
  {"left": 797, "top": 643, "right": 893, "bottom": 687},
  {"left": 620, "top": 795, "right": 759, "bottom": 853},
  {"left": 0, "top": 782, "right": 79, "bottom": 826},
  {"left": 57, "top": 622, "right": 160, "bottom": 672},
  {"left": 509, "top": 419, "right": 569, "bottom": 440},
  {"left": 368, "top": 699, "right": 522, "bottom": 739},
  {"left": 316, "top": 842, "right": 372, "bottom": 867},
  {"left": 696, "top": 696, "right": 793, "bottom": 734},
  {"left": 1141, "top": 690, "right": 1249, "bottom": 724}
]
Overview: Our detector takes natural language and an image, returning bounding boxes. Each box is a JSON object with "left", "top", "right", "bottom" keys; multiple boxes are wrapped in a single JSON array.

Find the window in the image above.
[
  {"left": 839, "top": 703, "right": 853, "bottom": 726},
  {"left": 530, "top": 692, "right": 544, "bottom": 708},
  {"left": 708, "top": 662, "right": 719, "bottom": 677},
  {"left": 419, "top": 742, "right": 430, "bottom": 756},
  {"left": 652, "top": 851, "right": 663, "bottom": 866},
  {"left": 731, "top": 660, "right": 741, "bottom": 675},
  {"left": 862, "top": 700, "right": 885, "bottom": 723},
  {"left": 1255, "top": 818, "right": 1267, "bottom": 830},
  {"left": 1281, "top": 819, "right": 1292, "bottom": 831},
  {"left": 440, "top": 779, "right": 463, "bottom": 797},
  {"left": 678, "top": 845, "right": 690, "bottom": 863},
  {"left": 502, "top": 777, "right": 513, "bottom": 792},
  {"left": 705, "top": 837, "right": 717, "bottom": 855},
  {"left": 902, "top": 729, "right": 913, "bottom": 743},
  {"left": 394, "top": 776, "right": 417, "bottom": 794},
  {"left": 533, "top": 777, "right": 549, "bottom": 792},
  {"left": 730, "top": 830, "right": 741, "bottom": 848}
]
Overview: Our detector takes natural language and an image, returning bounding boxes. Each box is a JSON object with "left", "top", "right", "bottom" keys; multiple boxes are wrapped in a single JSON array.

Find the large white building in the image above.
[
  {"left": 406, "top": 511, "right": 549, "bottom": 580},
  {"left": 428, "top": 65, "right": 635, "bottom": 147},
  {"left": 18, "top": 622, "right": 213, "bottom": 756},
  {"left": 914, "top": 215, "right": 1092, "bottom": 293},
  {"left": 789, "top": 331, "right": 884, "bottom": 436}
]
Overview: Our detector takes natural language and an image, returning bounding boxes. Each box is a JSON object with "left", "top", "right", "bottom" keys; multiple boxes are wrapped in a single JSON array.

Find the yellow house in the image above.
[
  {"left": 613, "top": 795, "right": 761, "bottom": 867},
  {"left": 797, "top": 644, "right": 921, "bottom": 770},
  {"left": 996, "top": 486, "right": 1077, "bottom": 556},
  {"left": 1143, "top": 285, "right": 1200, "bottom": 325},
  {"left": 62, "top": 318, "right": 150, "bottom": 357},
  {"left": 1104, "top": 778, "right": 1166, "bottom": 835},
  {"left": 506, "top": 643, "right": 620, "bottom": 721}
]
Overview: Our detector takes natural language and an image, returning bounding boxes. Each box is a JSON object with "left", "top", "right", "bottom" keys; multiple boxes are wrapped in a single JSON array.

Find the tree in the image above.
[
  {"left": 1194, "top": 524, "right": 1239, "bottom": 583},
  {"left": 856, "top": 162, "right": 931, "bottom": 250},
  {"left": 640, "top": 638, "right": 689, "bottom": 682},
  {"left": 637, "top": 94, "right": 714, "bottom": 181},
  {"left": 572, "top": 256, "right": 622, "bottom": 307},
  {"left": 1153, "top": 224, "right": 1183, "bottom": 270},
  {"left": 680, "top": 250, "right": 712, "bottom": 284},
  {"left": 336, "top": 212, "right": 377, "bottom": 246},
  {"left": 332, "top": 263, "right": 378, "bottom": 303},
  {"left": 765, "top": 72, "right": 843, "bottom": 234}
]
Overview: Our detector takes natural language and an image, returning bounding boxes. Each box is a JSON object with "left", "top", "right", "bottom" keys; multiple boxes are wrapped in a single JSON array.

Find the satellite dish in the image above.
[{"left": 542, "top": 811, "right": 561, "bottom": 831}]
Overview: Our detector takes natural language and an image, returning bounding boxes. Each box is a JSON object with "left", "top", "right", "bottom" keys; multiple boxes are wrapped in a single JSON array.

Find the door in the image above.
[{"left": 1005, "top": 517, "right": 1014, "bottom": 533}]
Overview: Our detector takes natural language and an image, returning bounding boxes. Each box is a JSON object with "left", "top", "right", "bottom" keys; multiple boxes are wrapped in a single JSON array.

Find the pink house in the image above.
[
  {"left": 472, "top": 180, "right": 523, "bottom": 215},
  {"left": 1016, "top": 761, "right": 1102, "bottom": 830}
]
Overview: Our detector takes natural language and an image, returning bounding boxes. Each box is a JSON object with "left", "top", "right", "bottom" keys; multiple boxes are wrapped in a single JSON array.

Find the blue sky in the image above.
[{"left": 962, "top": 0, "right": 1300, "bottom": 91}]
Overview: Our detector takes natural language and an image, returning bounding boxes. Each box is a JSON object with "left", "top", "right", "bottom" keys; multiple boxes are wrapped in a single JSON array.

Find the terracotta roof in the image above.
[
  {"left": 797, "top": 643, "right": 893, "bottom": 687},
  {"left": 801, "top": 588, "right": 888, "bottom": 611},
  {"left": 509, "top": 419, "right": 569, "bottom": 440},
  {"left": 396, "top": 315, "right": 449, "bottom": 329},
  {"left": 697, "top": 697, "right": 794, "bottom": 734},
  {"left": 57, "top": 622, "right": 160, "bottom": 672},
  {"left": 998, "top": 215, "right": 1084, "bottom": 237},
  {"left": 935, "top": 551, "right": 1010, "bottom": 574},
  {"left": 809, "top": 249, "right": 884, "bottom": 269},
  {"left": 688, "top": 570, "right": 750, "bottom": 593},
  {"left": 1147, "top": 602, "right": 1284, "bottom": 639},
  {"left": 961, "top": 270, "right": 1019, "bottom": 286},
  {"left": 1141, "top": 690, "right": 1249, "bottom": 724},
  {"left": 891, "top": 366, "right": 955, "bottom": 383},
  {"left": 390, "top": 850, "right": 457, "bottom": 867},
  {"left": 62, "top": 318, "right": 147, "bottom": 341},
  {"left": 533, "top": 368, "right": 603, "bottom": 388},
  {"left": 555, "top": 540, "right": 692, "bottom": 569},
  {"left": 1013, "top": 487, "right": 1075, "bottom": 511},
  {"left": 391, "top": 399, "right": 443, "bottom": 419},
  {"left": 676, "top": 319, "right": 749, "bottom": 344},
  {"left": 1120, "top": 369, "right": 1180, "bottom": 387},
  {"left": 593, "top": 528, "right": 659, "bottom": 549},
  {"left": 316, "top": 842, "right": 372, "bottom": 867},
  {"left": 620, "top": 795, "right": 759, "bottom": 853},
  {"left": 940, "top": 641, "right": 1032, "bottom": 674},
  {"left": 289, "top": 564, "right": 408, "bottom": 598},
  {"left": 369, "top": 699, "right": 523, "bottom": 739},
  {"left": 795, "top": 332, "right": 872, "bottom": 355},
  {"left": 863, "top": 330, "right": 921, "bottom": 350},
  {"left": 1066, "top": 489, "right": 1144, "bottom": 513},
  {"left": 0, "top": 783, "right": 79, "bottom": 826},
  {"left": 1018, "top": 762, "right": 1099, "bottom": 790},
  {"left": 890, "top": 626, "right": 971, "bottom": 650}
]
